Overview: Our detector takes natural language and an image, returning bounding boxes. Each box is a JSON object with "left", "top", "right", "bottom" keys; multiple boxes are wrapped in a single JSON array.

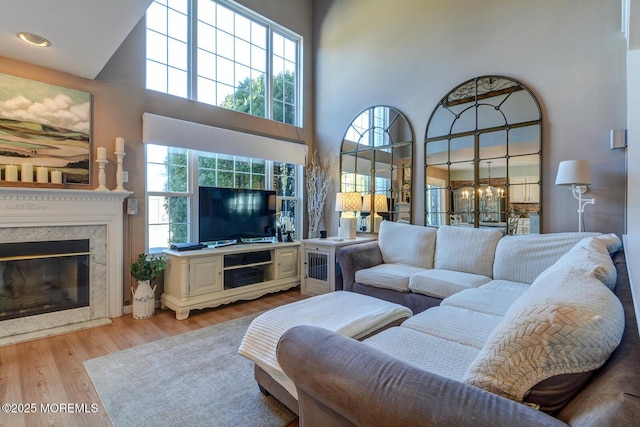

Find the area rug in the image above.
[{"left": 83, "top": 313, "right": 296, "bottom": 427}]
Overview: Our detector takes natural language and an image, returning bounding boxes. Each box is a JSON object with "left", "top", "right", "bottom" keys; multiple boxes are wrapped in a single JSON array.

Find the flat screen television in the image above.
[{"left": 198, "top": 187, "right": 277, "bottom": 244}]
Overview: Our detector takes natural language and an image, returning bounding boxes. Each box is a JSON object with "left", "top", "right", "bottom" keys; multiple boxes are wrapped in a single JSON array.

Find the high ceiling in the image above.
[{"left": 0, "top": 0, "right": 153, "bottom": 79}]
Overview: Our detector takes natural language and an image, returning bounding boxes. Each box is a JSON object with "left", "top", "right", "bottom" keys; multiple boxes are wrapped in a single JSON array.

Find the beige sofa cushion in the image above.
[
  {"left": 463, "top": 265, "right": 625, "bottom": 407},
  {"left": 363, "top": 326, "right": 479, "bottom": 381},
  {"left": 378, "top": 221, "right": 437, "bottom": 268},
  {"left": 492, "top": 232, "right": 600, "bottom": 284},
  {"left": 434, "top": 225, "right": 502, "bottom": 277},
  {"left": 355, "top": 264, "right": 427, "bottom": 292},
  {"left": 401, "top": 306, "right": 502, "bottom": 349},
  {"left": 408, "top": 269, "right": 491, "bottom": 299},
  {"left": 440, "top": 288, "right": 522, "bottom": 316},
  {"left": 479, "top": 279, "right": 530, "bottom": 296}
]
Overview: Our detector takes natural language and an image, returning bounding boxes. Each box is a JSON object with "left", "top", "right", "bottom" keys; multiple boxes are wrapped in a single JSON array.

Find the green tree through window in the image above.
[{"left": 220, "top": 71, "right": 295, "bottom": 125}]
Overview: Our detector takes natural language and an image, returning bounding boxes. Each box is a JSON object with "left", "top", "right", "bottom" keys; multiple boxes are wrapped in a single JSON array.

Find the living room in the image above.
[{"left": 0, "top": 0, "right": 639, "bottom": 425}]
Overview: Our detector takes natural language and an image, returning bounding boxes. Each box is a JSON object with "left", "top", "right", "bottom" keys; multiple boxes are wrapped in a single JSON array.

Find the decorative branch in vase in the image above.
[{"left": 305, "top": 150, "right": 337, "bottom": 238}]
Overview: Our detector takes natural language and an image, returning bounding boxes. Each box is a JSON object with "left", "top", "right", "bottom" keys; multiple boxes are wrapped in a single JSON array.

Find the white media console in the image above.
[{"left": 161, "top": 241, "right": 300, "bottom": 319}]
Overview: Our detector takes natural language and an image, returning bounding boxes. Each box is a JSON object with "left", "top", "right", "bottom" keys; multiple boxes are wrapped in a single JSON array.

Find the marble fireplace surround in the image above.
[{"left": 0, "top": 188, "right": 129, "bottom": 345}]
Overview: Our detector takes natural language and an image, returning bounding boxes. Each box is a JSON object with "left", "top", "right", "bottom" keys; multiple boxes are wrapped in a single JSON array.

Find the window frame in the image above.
[
  {"left": 145, "top": 144, "right": 303, "bottom": 252},
  {"left": 145, "top": 0, "right": 303, "bottom": 127}
]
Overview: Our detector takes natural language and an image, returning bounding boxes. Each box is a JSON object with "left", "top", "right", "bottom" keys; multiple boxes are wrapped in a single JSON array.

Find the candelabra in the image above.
[
  {"left": 114, "top": 150, "right": 126, "bottom": 191},
  {"left": 95, "top": 159, "right": 108, "bottom": 191}
]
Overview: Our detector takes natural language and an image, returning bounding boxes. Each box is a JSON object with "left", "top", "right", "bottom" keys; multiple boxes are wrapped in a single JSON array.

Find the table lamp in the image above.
[
  {"left": 555, "top": 159, "right": 595, "bottom": 232},
  {"left": 362, "top": 193, "right": 388, "bottom": 232},
  {"left": 335, "top": 192, "right": 361, "bottom": 239}
]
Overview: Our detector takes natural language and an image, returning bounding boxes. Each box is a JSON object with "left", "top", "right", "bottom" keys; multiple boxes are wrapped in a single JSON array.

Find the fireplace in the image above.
[
  {"left": 0, "top": 188, "right": 129, "bottom": 345},
  {"left": 0, "top": 239, "right": 90, "bottom": 321}
]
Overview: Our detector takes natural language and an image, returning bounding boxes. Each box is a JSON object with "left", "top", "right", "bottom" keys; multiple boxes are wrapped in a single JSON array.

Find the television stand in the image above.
[{"left": 161, "top": 241, "right": 300, "bottom": 320}]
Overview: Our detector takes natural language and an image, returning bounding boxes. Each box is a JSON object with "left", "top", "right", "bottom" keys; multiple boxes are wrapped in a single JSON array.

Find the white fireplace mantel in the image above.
[{"left": 0, "top": 187, "right": 130, "bottom": 344}]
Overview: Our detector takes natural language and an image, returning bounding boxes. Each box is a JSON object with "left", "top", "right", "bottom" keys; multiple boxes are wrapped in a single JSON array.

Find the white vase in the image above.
[{"left": 132, "top": 279, "right": 157, "bottom": 319}]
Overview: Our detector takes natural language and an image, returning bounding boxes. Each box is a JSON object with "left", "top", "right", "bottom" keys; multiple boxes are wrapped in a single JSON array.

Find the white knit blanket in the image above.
[{"left": 238, "top": 291, "right": 412, "bottom": 396}]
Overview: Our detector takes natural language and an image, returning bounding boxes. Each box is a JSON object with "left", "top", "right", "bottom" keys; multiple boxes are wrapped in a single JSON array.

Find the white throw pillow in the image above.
[
  {"left": 542, "top": 237, "right": 618, "bottom": 290},
  {"left": 593, "top": 233, "right": 622, "bottom": 254},
  {"left": 463, "top": 265, "right": 624, "bottom": 406},
  {"left": 434, "top": 225, "right": 502, "bottom": 277},
  {"left": 378, "top": 221, "right": 437, "bottom": 269}
]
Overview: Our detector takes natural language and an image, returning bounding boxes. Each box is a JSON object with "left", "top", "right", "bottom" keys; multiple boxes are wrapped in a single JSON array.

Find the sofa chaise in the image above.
[{"left": 275, "top": 226, "right": 639, "bottom": 426}]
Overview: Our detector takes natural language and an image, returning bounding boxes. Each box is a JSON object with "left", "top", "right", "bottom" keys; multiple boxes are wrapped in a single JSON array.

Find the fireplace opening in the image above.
[{"left": 0, "top": 239, "right": 90, "bottom": 321}]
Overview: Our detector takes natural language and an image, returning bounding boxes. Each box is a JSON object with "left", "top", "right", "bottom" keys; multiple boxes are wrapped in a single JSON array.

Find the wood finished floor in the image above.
[{"left": 0, "top": 288, "right": 305, "bottom": 427}]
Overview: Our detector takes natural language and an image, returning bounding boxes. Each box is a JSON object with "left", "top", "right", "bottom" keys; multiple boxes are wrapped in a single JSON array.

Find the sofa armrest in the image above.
[
  {"left": 336, "top": 241, "right": 383, "bottom": 291},
  {"left": 277, "top": 325, "right": 567, "bottom": 427}
]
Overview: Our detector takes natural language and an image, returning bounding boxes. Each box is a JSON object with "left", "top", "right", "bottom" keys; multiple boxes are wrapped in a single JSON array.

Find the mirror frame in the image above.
[
  {"left": 424, "top": 75, "right": 542, "bottom": 235},
  {"left": 340, "top": 106, "right": 414, "bottom": 233}
]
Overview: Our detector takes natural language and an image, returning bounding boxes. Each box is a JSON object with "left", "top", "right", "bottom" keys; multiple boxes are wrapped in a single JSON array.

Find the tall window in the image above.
[
  {"left": 146, "top": 144, "right": 300, "bottom": 251},
  {"left": 146, "top": 0, "right": 301, "bottom": 126}
]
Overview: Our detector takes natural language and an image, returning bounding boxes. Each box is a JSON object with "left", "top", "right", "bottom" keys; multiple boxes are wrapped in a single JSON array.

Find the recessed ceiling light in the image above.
[{"left": 17, "top": 32, "right": 51, "bottom": 47}]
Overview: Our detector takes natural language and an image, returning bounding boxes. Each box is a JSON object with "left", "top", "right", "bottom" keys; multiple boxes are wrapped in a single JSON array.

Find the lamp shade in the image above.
[
  {"left": 361, "top": 194, "right": 388, "bottom": 212},
  {"left": 335, "top": 192, "right": 361, "bottom": 212},
  {"left": 555, "top": 160, "right": 592, "bottom": 186}
]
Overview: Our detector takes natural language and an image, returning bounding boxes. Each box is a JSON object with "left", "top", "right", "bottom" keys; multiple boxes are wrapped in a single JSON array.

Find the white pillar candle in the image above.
[
  {"left": 5, "top": 165, "right": 18, "bottom": 182},
  {"left": 97, "top": 146, "right": 107, "bottom": 161},
  {"left": 51, "top": 170, "right": 63, "bottom": 184},
  {"left": 115, "top": 137, "right": 125, "bottom": 153},
  {"left": 36, "top": 166, "right": 48, "bottom": 183},
  {"left": 21, "top": 163, "right": 33, "bottom": 182}
]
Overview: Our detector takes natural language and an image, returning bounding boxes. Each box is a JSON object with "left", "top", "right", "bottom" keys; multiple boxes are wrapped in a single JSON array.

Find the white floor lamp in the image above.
[{"left": 555, "top": 160, "right": 596, "bottom": 232}]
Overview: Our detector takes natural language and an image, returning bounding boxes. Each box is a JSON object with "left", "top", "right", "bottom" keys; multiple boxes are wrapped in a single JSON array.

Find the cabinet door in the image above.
[
  {"left": 527, "top": 180, "right": 540, "bottom": 203},
  {"left": 276, "top": 247, "right": 299, "bottom": 279},
  {"left": 302, "top": 248, "right": 331, "bottom": 295},
  {"left": 189, "top": 256, "right": 222, "bottom": 297},
  {"left": 509, "top": 177, "right": 527, "bottom": 202}
]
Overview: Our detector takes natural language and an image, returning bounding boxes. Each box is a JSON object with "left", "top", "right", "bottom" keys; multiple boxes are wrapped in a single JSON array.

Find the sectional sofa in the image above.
[
  {"left": 275, "top": 222, "right": 639, "bottom": 425},
  {"left": 337, "top": 221, "right": 604, "bottom": 314}
]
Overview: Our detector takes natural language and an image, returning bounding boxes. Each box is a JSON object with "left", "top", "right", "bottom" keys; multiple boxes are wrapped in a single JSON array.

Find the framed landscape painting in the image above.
[{"left": 0, "top": 72, "right": 91, "bottom": 184}]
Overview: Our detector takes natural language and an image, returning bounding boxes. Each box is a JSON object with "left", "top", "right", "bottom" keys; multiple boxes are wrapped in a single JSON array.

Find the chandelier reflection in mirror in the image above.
[{"left": 478, "top": 161, "right": 505, "bottom": 223}]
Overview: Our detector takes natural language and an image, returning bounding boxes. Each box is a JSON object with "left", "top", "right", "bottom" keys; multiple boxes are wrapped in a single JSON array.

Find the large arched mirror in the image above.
[
  {"left": 341, "top": 106, "right": 413, "bottom": 233},
  {"left": 425, "top": 76, "right": 542, "bottom": 235}
]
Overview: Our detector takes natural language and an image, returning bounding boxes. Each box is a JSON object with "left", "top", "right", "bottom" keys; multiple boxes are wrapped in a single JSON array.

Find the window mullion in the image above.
[
  {"left": 188, "top": 150, "right": 199, "bottom": 243},
  {"left": 265, "top": 161, "right": 274, "bottom": 189},
  {"left": 189, "top": 0, "right": 197, "bottom": 100},
  {"left": 266, "top": 26, "right": 273, "bottom": 120}
]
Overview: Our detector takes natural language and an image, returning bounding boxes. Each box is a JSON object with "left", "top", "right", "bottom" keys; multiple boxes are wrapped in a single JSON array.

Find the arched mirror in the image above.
[
  {"left": 425, "top": 76, "right": 542, "bottom": 235},
  {"left": 341, "top": 106, "right": 413, "bottom": 233}
]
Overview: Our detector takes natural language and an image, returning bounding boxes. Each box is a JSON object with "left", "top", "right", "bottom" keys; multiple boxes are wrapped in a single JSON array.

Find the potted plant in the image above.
[{"left": 130, "top": 253, "right": 166, "bottom": 319}]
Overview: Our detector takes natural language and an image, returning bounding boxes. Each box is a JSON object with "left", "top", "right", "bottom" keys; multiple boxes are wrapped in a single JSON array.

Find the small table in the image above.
[{"left": 300, "top": 236, "right": 376, "bottom": 295}]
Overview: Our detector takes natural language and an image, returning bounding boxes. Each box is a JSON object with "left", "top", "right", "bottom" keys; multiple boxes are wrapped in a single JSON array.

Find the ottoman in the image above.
[{"left": 238, "top": 291, "right": 413, "bottom": 414}]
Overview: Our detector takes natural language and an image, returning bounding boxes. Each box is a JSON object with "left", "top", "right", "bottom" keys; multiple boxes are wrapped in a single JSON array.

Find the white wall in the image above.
[
  {"left": 314, "top": 0, "right": 628, "bottom": 236},
  {"left": 627, "top": 0, "right": 640, "bottom": 233},
  {"left": 627, "top": 50, "right": 640, "bottom": 233}
]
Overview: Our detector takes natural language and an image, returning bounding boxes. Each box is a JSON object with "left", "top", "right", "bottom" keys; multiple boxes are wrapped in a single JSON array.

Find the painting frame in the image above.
[{"left": 0, "top": 72, "right": 92, "bottom": 185}]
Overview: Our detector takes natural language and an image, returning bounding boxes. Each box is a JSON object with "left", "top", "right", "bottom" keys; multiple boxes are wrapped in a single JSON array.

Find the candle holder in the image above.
[
  {"left": 95, "top": 159, "right": 109, "bottom": 191},
  {"left": 114, "top": 151, "right": 126, "bottom": 192}
]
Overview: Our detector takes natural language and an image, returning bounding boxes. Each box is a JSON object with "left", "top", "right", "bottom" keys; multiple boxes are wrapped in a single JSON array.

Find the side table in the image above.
[{"left": 300, "top": 236, "right": 376, "bottom": 296}]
